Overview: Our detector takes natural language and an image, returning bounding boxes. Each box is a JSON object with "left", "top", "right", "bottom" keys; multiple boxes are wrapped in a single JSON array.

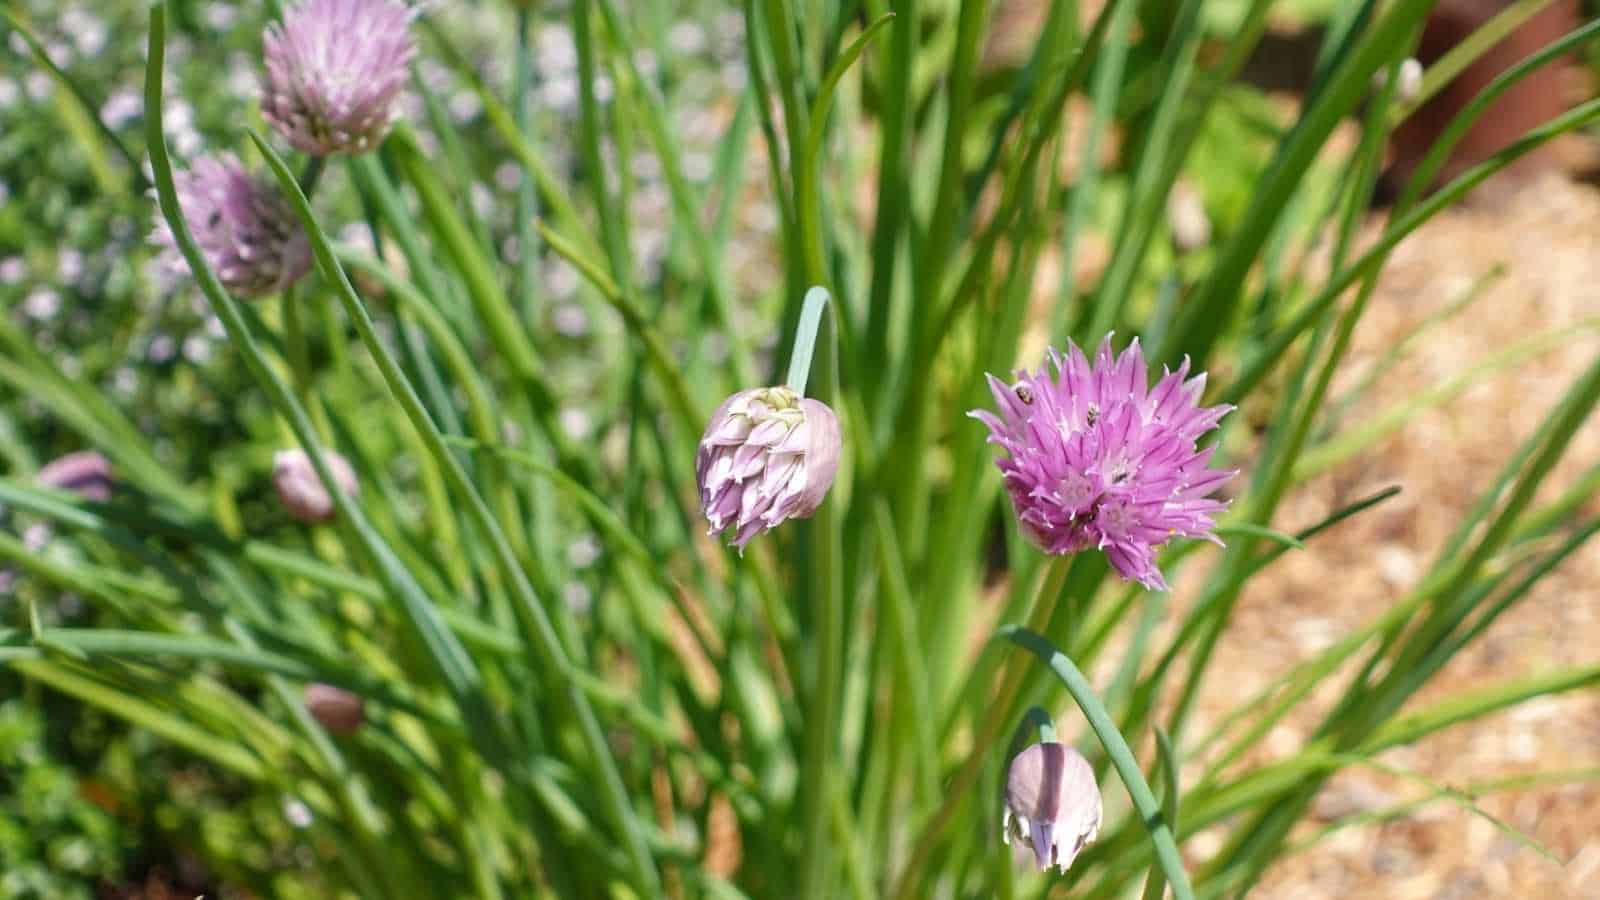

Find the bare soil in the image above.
[{"left": 1192, "top": 170, "right": 1600, "bottom": 899}]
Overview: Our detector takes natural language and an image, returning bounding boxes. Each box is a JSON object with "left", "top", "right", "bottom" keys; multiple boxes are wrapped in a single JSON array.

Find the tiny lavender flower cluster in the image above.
[
  {"left": 153, "top": 154, "right": 312, "bottom": 298},
  {"left": 696, "top": 386, "right": 841, "bottom": 551},
  {"left": 972, "top": 336, "right": 1235, "bottom": 590},
  {"left": 261, "top": 0, "right": 418, "bottom": 156}
]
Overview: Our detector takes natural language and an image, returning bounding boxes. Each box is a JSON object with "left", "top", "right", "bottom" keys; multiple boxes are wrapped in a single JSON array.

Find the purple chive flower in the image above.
[
  {"left": 261, "top": 0, "right": 418, "bottom": 156},
  {"left": 37, "top": 451, "right": 114, "bottom": 503},
  {"left": 697, "top": 386, "right": 841, "bottom": 551},
  {"left": 153, "top": 154, "right": 312, "bottom": 298},
  {"left": 971, "top": 336, "right": 1235, "bottom": 591},
  {"left": 273, "top": 448, "right": 359, "bottom": 523},
  {"left": 1003, "top": 742, "right": 1102, "bottom": 873}
]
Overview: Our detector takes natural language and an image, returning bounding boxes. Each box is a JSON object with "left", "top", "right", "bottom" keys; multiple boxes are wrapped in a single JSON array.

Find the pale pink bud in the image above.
[
  {"left": 1166, "top": 181, "right": 1211, "bottom": 254},
  {"left": 273, "top": 448, "right": 358, "bottom": 523},
  {"left": 304, "top": 682, "right": 364, "bottom": 735},
  {"left": 1003, "top": 742, "right": 1102, "bottom": 873},
  {"left": 36, "top": 451, "right": 113, "bottom": 502},
  {"left": 696, "top": 386, "right": 841, "bottom": 550}
]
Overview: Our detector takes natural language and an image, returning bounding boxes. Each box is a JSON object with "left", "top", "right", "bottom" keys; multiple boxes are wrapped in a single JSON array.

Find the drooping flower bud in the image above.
[
  {"left": 1166, "top": 180, "right": 1211, "bottom": 254},
  {"left": 971, "top": 336, "right": 1235, "bottom": 591},
  {"left": 261, "top": 0, "right": 418, "bottom": 156},
  {"left": 1396, "top": 58, "right": 1424, "bottom": 104},
  {"left": 36, "top": 451, "right": 114, "bottom": 503},
  {"left": 273, "top": 448, "right": 359, "bottom": 523},
  {"left": 304, "top": 682, "right": 364, "bottom": 735},
  {"left": 696, "top": 386, "right": 841, "bottom": 550},
  {"left": 1373, "top": 57, "right": 1424, "bottom": 104},
  {"left": 1003, "top": 742, "right": 1102, "bottom": 873},
  {"left": 152, "top": 154, "right": 311, "bottom": 298}
]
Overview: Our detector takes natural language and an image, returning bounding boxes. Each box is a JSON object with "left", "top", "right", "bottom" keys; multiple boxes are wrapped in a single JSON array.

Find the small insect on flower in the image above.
[
  {"left": 152, "top": 154, "right": 312, "bottom": 298},
  {"left": 696, "top": 386, "right": 841, "bottom": 551},
  {"left": 273, "top": 448, "right": 359, "bottom": 523},
  {"left": 971, "top": 336, "right": 1236, "bottom": 591},
  {"left": 1004, "top": 742, "right": 1102, "bottom": 873},
  {"left": 261, "top": 0, "right": 418, "bottom": 156}
]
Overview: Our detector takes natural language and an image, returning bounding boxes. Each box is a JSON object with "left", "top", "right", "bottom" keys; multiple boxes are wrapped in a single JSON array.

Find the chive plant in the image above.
[{"left": 2, "top": 0, "right": 1598, "bottom": 897}]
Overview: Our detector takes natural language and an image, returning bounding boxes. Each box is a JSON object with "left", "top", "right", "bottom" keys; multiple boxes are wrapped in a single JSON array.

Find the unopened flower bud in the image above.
[
  {"left": 37, "top": 451, "right": 113, "bottom": 502},
  {"left": 261, "top": 0, "right": 418, "bottom": 156},
  {"left": 273, "top": 448, "right": 359, "bottom": 523},
  {"left": 1372, "top": 58, "right": 1424, "bottom": 104},
  {"left": 1397, "top": 58, "right": 1424, "bottom": 103},
  {"left": 1166, "top": 180, "right": 1211, "bottom": 254},
  {"left": 1003, "top": 742, "right": 1102, "bottom": 873},
  {"left": 304, "top": 682, "right": 364, "bottom": 735},
  {"left": 696, "top": 386, "right": 841, "bottom": 550}
]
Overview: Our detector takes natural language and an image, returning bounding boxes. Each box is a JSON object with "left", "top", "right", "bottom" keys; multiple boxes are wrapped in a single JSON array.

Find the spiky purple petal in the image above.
[{"left": 971, "top": 336, "right": 1236, "bottom": 590}]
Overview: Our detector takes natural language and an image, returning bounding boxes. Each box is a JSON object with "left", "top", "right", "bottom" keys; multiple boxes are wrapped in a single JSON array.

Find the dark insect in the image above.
[{"left": 1013, "top": 383, "right": 1034, "bottom": 405}]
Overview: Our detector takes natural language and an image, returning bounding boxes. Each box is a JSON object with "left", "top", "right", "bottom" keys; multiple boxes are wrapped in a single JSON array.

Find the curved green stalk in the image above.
[
  {"left": 798, "top": 290, "right": 844, "bottom": 900},
  {"left": 797, "top": 14, "right": 895, "bottom": 287},
  {"left": 999, "top": 627, "right": 1194, "bottom": 900},
  {"left": 891, "top": 558, "right": 1071, "bottom": 900}
]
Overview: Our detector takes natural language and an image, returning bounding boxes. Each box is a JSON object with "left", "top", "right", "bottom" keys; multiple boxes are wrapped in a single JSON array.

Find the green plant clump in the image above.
[{"left": 1, "top": 0, "right": 1597, "bottom": 897}]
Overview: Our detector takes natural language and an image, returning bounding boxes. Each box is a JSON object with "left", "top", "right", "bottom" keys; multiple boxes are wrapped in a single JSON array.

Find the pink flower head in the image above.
[
  {"left": 697, "top": 386, "right": 841, "bottom": 551},
  {"left": 971, "top": 336, "right": 1235, "bottom": 591},
  {"left": 261, "top": 0, "right": 418, "bottom": 156},
  {"left": 153, "top": 154, "right": 311, "bottom": 298},
  {"left": 1004, "top": 742, "right": 1102, "bottom": 873}
]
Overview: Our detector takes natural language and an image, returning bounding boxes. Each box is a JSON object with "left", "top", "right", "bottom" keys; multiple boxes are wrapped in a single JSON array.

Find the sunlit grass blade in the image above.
[
  {"left": 1392, "top": 0, "right": 1564, "bottom": 121},
  {"left": 244, "top": 125, "right": 664, "bottom": 895},
  {"left": 0, "top": 7, "right": 145, "bottom": 190},
  {"left": 143, "top": 0, "right": 515, "bottom": 802},
  {"left": 1169, "top": 0, "right": 1435, "bottom": 365},
  {"left": 10, "top": 658, "right": 267, "bottom": 779},
  {"left": 1140, "top": 729, "right": 1181, "bottom": 900},
  {"left": 1295, "top": 319, "right": 1599, "bottom": 481}
]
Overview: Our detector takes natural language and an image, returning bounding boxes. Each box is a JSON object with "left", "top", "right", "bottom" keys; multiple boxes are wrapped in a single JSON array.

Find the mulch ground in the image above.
[{"left": 1187, "top": 169, "right": 1600, "bottom": 899}]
